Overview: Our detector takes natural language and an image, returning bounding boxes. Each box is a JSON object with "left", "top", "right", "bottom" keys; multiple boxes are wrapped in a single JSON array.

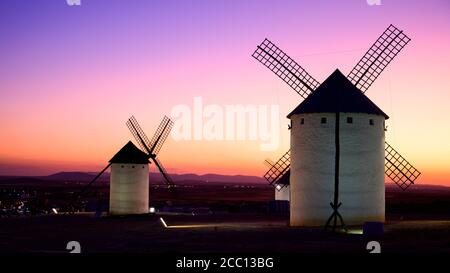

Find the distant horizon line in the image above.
[
  {"left": 0, "top": 170, "right": 448, "bottom": 188},
  {"left": 0, "top": 170, "right": 265, "bottom": 178}
]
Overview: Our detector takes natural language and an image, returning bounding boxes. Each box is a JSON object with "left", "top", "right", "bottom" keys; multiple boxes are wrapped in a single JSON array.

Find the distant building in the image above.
[{"left": 274, "top": 170, "right": 290, "bottom": 202}]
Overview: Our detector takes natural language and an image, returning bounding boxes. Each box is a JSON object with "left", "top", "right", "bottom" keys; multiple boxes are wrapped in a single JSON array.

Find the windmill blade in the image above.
[
  {"left": 264, "top": 159, "right": 275, "bottom": 168},
  {"left": 385, "top": 142, "right": 421, "bottom": 190},
  {"left": 126, "top": 116, "right": 152, "bottom": 154},
  {"left": 347, "top": 24, "right": 411, "bottom": 92},
  {"left": 65, "top": 163, "right": 111, "bottom": 213},
  {"left": 274, "top": 169, "right": 290, "bottom": 189},
  {"left": 150, "top": 116, "right": 174, "bottom": 155},
  {"left": 252, "top": 38, "right": 321, "bottom": 98},
  {"left": 264, "top": 159, "right": 289, "bottom": 189},
  {"left": 152, "top": 157, "right": 175, "bottom": 188},
  {"left": 264, "top": 150, "right": 290, "bottom": 185}
]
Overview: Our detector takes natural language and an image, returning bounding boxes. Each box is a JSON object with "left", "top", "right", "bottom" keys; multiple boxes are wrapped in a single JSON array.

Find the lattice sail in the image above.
[
  {"left": 153, "top": 157, "right": 175, "bottom": 187},
  {"left": 348, "top": 24, "right": 411, "bottom": 92},
  {"left": 150, "top": 116, "right": 173, "bottom": 155},
  {"left": 264, "top": 150, "right": 290, "bottom": 185},
  {"left": 264, "top": 159, "right": 275, "bottom": 168},
  {"left": 385, "top": 142, "right": 421, "bottom": 190},
  {"left": 126, "top": 116, "right": 152, "bottom": 154},
  {"left": 252, "top": 39, "right": 320, "bottom": 98},
  {"left": 274, "top": 170, "right": 290, "bottom": 189}
]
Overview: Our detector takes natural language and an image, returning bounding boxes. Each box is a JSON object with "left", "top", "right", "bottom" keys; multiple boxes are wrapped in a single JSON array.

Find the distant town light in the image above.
[
  {"left": 149, "top": 207, "right": 156, "bottom": 214},
  {"left": 52, "top": 208, "right": 58, "bottom": 214}
]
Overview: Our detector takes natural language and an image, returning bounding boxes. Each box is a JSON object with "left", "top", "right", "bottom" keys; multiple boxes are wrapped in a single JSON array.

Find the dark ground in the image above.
[
  {"left": 0, "top": 213, "right": 449, "bottom": 253},
  {"left": 0, "top": 179, "right": 449, "bottom": 253}
]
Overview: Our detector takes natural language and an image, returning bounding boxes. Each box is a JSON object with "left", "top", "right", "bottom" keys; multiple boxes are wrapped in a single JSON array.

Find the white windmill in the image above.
[
  {"left": 67, "top": 116, "right": 175, "bottom": 215},
  {"left": 253, "top": 25, "right": 421, "bottom": 230}
]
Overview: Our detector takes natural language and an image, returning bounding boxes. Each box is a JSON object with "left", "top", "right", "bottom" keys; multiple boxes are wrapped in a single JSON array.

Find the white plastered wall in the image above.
[
  {"left": 290, "top": 113, "right": 385, "bottom": 226},
  {"left": 109, "top": 163, "right": 149, "bottom": 215},
  {"left": 275, "top": 185, "right": 290, "bottom": 201}
]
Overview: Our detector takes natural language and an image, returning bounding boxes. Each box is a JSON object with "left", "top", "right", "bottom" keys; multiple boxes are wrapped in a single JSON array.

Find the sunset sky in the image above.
[{"left": 0, "top": 0, "right": 449, "bottom": 186}]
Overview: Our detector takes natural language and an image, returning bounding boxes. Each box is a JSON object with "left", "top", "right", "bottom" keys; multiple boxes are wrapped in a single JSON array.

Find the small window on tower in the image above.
[
  {"left": 300, "top": 118, "right": 304, "bottom": 125},
  {"left": 142, "top": 166, "right": 145, "bottom": 169},
  {"left": 369, "top": 119, "right": 374, "bottom": 125},
  {"left": 347, "top": 117, "right": 353, "bottom": 124},
  {"left": 121, "top": 165, "right": 124, "bottom": 168},
  {"left": 132, "top": 165, "right": 135, "bottom": 168},
  {"left": 321, "top": 117, "right": 327, "bottom": 124}
]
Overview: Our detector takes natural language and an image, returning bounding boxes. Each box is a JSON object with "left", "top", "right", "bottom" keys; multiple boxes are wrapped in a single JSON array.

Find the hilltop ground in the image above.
[{"left": 0, "top": 177, "right": 449, "bottom": 253}]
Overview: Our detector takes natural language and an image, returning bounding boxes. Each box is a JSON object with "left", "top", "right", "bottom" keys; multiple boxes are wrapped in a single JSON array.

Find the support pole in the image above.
[
  {"left": 65, "top": 163, "right": 111, "bottom": 214},
  {"left": 325, "top": 112, "right": 346, "bottom": 232}
]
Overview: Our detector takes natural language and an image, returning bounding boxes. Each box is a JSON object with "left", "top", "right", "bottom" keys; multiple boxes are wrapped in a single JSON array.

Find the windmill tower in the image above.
[
  {"left": 66, "top": 115, "right": 175, "bottom": 215},
  {"left": 287, "top": 69, "right": 387, "bottom": 227},
  {"left": 109, "top": 141, "right": 150, "bottom": 215},
  {"left": 253, "top": 25, "right": 421, "bottom": 229}
]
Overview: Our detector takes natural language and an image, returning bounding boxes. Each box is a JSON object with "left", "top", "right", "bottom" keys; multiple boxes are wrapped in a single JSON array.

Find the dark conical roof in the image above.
[
  {"left": 109, "top": 141, "right": 149, "bottom": 164},
  {"left": 287, "top": 69, "right": 388, "bottom": 119}
]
